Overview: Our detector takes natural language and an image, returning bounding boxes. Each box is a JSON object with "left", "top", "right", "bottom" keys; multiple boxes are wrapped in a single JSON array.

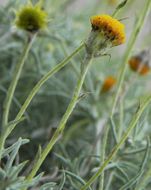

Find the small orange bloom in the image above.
[
  {"left": 128, "top": 52, "right": 150, "bottom": 75},
  {"left": 101, "top": 76, "right": 116, "bottom": 93}
]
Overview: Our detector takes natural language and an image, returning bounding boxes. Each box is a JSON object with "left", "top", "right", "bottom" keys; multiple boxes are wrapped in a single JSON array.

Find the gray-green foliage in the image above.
[
  {"left": 0, "top": 0, "right": 151, "bottom": 190},
  {"left": 0, "top": 138, "right": 43, "bottom": 190}
]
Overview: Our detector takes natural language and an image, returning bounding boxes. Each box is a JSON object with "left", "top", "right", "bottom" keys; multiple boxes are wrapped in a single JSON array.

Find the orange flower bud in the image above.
[
  {"left": 101, "top": 76, "right": 116, "bottom": 93},
  {"left": 128, "top": 50, "right": 151, "bottom": 75}
]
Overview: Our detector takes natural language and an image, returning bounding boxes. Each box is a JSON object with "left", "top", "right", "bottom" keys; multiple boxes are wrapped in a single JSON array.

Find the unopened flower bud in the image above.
[
  {"left": 128, "top": 49, "right": 151, "bottom": 75},
  {"left": 15, "top": 2, "right": 48, "bottom": 33},
  {"left": 101, "top": 76, "right": 116, "bottom": 93}
]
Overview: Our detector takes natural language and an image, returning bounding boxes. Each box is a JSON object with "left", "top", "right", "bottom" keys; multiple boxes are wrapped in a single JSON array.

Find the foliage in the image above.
[{"left": 0, "top": 0, "right": 151, "bottom": 189}]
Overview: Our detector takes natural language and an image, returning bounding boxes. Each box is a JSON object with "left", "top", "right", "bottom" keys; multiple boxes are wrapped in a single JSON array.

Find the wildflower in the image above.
[
  {"left": 86, "top": 14, "right": 126, "bottom": 57},
  {"left": 101, "top": 76, "right": 116, "bottom": 93},
  {"left": 91, "top": 15, "right": 125, "bottom": 46},
  {"left": 128, "top": 50, "right": 151, "bottom": 75},
  {"left": 15, "top": 2, "right": 48, "bottom": 32}
]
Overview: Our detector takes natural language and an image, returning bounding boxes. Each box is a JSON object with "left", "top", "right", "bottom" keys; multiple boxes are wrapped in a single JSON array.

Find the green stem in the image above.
[
  {"left": 0, "top": 130, "right": 9, "bottom": 160},
  {"left": 80, "top": 95, "right": 151, "bottom": 190},
  {"left": 15, "top": 43, "right": 84, "bottom": 122},
  {"left": 134, "top": 164, "right": 151, "bottom": 190},
  {"left": 112, "top": 0, "right": 129, "bottom": 18},
  {"left": 95, "top": 119, "right": 102, "bottom": 156},
  {"left": 25, "top": 53, "right": 93, "bottom": 182},
  {"left": 0, "top": 43, "right": 84, "bottom": 161},
  {"left": 96, "top": 1, "right": 151, "bottom": 187},
  {"left": 2, "top": 34, "right": 37, "bottom": 130},
  {"left": 63, "top": 119, "right": 90, "bottom": 144},
  {"left": 99, "top": 126, "right": 109, "bottom": 190},
  {"left": 104, "top": 171, "right": 114, "bottom": 190},
  {"left": 123, "top": 145, "right": 151, "bottom": 155},
  {"left": 7, "top": 43, "right": 84, "bottom": 133},
  {"left": 111, "top": 0, "right": 151, "bottom": 117},
  {"left": 0, "top": 117, "right": 25, "bottom": 160},
  {"left": 80, "top": 1, "right": 151, "bottom": 189},
  {"left": 118, "top": 99, "right": 124, "bottom": 140}
]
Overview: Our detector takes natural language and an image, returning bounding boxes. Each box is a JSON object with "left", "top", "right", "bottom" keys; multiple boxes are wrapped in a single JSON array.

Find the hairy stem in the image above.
[
  {"left": 80, "top": 95, "right": 151, "bottom": 190},
  {"left": 0, "top": 43, "right": 84, "bottom": 160},
  {"left": 25, "top": 53, "right": 93, "bottom": 183},
  {"left": 83, "top": 1, "right": 151, "bottom": 189},
  {"left": 15, "top": 43, "right": 84, "bottom": 122},
  {"left": 99, "top": 125, "right": 109, "bottom": 190},
  {"left": 2, "top": 34, "right": 36, "bottom": 130}
]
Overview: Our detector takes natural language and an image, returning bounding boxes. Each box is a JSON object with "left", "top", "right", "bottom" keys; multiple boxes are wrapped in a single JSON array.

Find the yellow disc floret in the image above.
[
  {"left": 90, "top": 14, "right": 126, "bottom": 46},
  {"left": 15, "top": 3, "right": 48, "bottom": 32}
]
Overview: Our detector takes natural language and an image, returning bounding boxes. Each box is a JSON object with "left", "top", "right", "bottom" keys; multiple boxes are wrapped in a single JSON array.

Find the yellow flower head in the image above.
[
  {"left": 15, "top": 2, "right": 48, "bottom": 32},
  {"left": 101, "top": 76, "right": 116, "bottom": 93},
  {"left": 90, "top": 14, "right": 125, "bottom": 46}
]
